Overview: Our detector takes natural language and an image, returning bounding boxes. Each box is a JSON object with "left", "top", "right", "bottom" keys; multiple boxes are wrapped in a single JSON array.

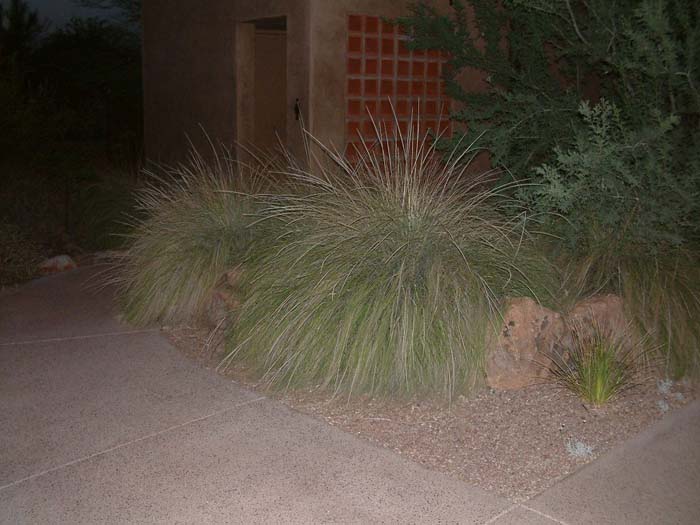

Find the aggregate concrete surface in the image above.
[{"left": 1, "top": 268, "right": 698, "bottom": 524}]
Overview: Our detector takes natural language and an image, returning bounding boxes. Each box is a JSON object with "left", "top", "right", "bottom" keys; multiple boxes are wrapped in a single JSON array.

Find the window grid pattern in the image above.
[{"left": 346, "top": 14, "right": 452, "bottom": 154}]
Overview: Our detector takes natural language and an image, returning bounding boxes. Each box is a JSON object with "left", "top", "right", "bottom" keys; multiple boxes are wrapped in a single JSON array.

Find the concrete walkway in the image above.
[{"left": 1, "top": 268, "right": 698, "bottom": 524}]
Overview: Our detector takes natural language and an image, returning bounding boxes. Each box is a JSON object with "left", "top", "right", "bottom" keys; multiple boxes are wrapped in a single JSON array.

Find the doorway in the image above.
[{"left": 236, "top": 17, "right": 287, "bottom": 152}]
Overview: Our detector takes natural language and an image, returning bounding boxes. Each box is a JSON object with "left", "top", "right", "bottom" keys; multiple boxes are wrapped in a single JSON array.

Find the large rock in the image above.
[
  {"left": 485, "top": 297, "right": 567, "bottom": 390},
  {"left": 567, "top": 294, "right": 626, "bottom": 340},
  {"left": 38, "top": 255, "right": 77, "bottom": 275},
  {"left": 203, "top": 266, "right": 242, "bottom": 328},
  {"left": 485, "top": 294, "right": 631, "bottom": 391}
]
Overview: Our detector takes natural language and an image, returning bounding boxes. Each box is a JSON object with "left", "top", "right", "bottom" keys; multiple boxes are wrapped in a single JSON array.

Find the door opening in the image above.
[{"left": 236, "top": 17, "right": 287, "bottom": 152}]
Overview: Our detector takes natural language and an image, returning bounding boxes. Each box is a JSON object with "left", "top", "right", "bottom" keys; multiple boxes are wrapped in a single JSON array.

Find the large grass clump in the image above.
[
  {"left": 222, "top": 124, "right": 555, "bottom": 399},
  {"left": 559, "top": 241, "right": 700, "bottom": 380},
  {"left": 111, "top": 149, "right": 271, "bottom": 326},
  {"left": 621, "top": 250, "right": 700, "bottom": 379}
]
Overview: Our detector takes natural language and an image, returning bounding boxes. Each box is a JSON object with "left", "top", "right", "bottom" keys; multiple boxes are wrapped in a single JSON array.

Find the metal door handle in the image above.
[{"left": 294, "top": 98, "right": 301, "bottom": 121}]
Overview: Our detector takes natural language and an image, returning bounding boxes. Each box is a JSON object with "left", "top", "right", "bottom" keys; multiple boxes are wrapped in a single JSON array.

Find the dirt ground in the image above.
[{"left": 164, "top": 325, "right": 695, "bottom": 501}]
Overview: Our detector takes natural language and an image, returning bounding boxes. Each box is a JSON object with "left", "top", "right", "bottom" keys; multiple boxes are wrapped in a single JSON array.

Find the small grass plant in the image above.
[
  {"left": 222, "top": 119, "right": 556, "bottom": 399},
  {"left": 550, "top": 322, "right": 646, "bottom": 406}
]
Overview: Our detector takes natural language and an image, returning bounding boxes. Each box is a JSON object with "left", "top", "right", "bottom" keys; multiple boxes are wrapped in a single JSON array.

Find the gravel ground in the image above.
[{"left": 165, "top": 326, "right": 696, "bottom": 501}]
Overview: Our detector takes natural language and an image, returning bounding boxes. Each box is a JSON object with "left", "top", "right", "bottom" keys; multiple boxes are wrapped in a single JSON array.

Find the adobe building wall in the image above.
[
  {"left": 233, "top": 1, "right": 311, "bottom": 159},
  {"left": 143, "top": 0, "right": 310, "bottom": 162},
  {"left": 142, "top": 0, "right": 485, "bottom": 163},
  {"left": 142, "top": 0, "right": 237, "bottom": 162}
]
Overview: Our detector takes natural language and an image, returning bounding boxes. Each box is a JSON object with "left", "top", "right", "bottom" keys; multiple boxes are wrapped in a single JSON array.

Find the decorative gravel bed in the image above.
[{"left": 165, "top": 326, "right": 695, "bottom": 501}]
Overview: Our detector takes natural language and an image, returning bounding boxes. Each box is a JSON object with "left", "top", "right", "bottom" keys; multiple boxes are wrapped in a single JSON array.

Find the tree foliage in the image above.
[
  {"left": 0, "top": 0, "right": 46, "bottom": 67},
  {"left": 523, "top": 99, "right": 697, "bottom": 249},
  {"left": 1, "top": 0, "right": 142, "bottom": 155},
  {"left": 31, "top": 17, "right": 141, "bottom": 143},
  {"left": 396, "top": 0, "right": 700, "bottom": 251},
  {"left": 75, "top": 0, "right": 141, "bottom": 28}
]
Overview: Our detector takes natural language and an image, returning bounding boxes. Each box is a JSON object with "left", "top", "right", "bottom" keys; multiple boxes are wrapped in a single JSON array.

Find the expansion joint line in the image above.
[{"left": 0, "top": 396, "right": 267, "bottom": 492}]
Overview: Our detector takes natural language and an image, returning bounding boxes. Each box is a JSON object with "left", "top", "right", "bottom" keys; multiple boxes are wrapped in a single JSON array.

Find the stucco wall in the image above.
[
  {"left": 142, "top": 0, "right": 237, "bottom": 161},
  {"left": 234, "top": 0, "right": 311, "bottom": 159},
  {"left": 143, "top": 0, "right": 310, "bottom": 162},
  {"left": 142, "top": 0, "right": 480, "bottom": 163}
]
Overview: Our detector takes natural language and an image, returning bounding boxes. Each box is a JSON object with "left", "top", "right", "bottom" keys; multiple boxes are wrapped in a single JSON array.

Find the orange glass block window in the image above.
[{"left": 345, "top": 14, "right": 452, "bottom": 154}]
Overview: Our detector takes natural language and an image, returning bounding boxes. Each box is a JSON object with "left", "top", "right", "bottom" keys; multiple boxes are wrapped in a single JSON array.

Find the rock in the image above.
[
  {"left": 203, "top": 268, "right": 242, "bottom": 329},
  {"left": 566, "top": 294, "right": 626, "bottom": 340},
  {"left": 204, "top": 288, "right": 235, "bottom": 327},
  {"left": 38, "top": 255, "right": 77, "bottom": 275},
  {"left": 225, "top": 265, "right": 242, "bottom": 288},
  {"left": 485, "top": 297, "right": 567, "bottom": 390},
  {"left": 485, "top": 294, "right": 632, "bottom": 391}
]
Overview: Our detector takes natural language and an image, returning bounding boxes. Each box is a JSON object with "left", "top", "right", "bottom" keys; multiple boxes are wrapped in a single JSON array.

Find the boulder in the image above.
[
  {"left": 485, "top": 294, "right": 631, "bottom": 391},
  {"left": 203, "top": 267, "right": 243, "bottom": 328},
  {"left": 38, "top": 255, "right": 77, "bottom": 275},
  {"left": 225, "top": 265, "right": 242, "bottom": 288},
  {"left": 566, "top": 294, "right": 626, "bottom": 340},
  {"left": 485, "top": 297, "right": 567, "bottom": 390},
  {"left": 204, "top": 289, "right": 235, "bottom": 327}
]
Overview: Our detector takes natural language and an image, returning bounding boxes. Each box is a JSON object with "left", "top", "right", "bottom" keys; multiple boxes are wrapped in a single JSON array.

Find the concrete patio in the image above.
[{"left": 1, "top": 268, "right": 698, "bottom": 524}]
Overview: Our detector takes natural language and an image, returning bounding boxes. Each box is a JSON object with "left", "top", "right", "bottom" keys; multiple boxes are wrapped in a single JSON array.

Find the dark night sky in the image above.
[{"left": 25, "top": 0, "right": 116, "bottom": 29}]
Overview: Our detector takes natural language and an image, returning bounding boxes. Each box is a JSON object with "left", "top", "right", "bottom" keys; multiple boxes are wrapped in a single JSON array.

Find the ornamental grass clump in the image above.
[
  {"left": 559, "top": 244, "right": 700, "bottom": 380},
  {"left": 550, "top": 323, "right": 646, "bottom": 406},
  {"left": 110, "top": 148, "right": 272, "bottom": 326},
  {"left": 222, "top": 122, "right": 554, "bottom": 399},
  {"left": 621, "top": 251, "right": 700, "bottom": 380}
]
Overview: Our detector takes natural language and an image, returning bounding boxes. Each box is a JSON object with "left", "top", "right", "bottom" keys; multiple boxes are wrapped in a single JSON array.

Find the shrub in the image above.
[
  {"left": 73, "top": 169, "right": 139, "bottom": 250},
  {"left": 31, "top": 17, "right": 142, "bottom": 147},
  {"left": 621, "top": 250, "right": 700, "bottom": 379},
  {"left": 528, "top": 98, "right": 700, "bottom": 380},
  {"left": 398, "top": 2, "right": 700, "bottom": 382},
  {"left": 396, "top": 1, "right": 700, "bottom": 188},
  {"left": 520, "top": 99, "right": 699, "bottom": 252},
  {"left": 222, "top": 124, "right": 555, "bottom": 399},
  {"left": 550, "top": 322, "right": 646, "bottom": 406},
  {"left": 558, "top": 246, "right": 700, "bottom": 380},
  {"left": 0, "top": 222, "right": 43, "bottom": 287},
  {"left": 394, "top": 0, "right": 587, "bottom": 175},
  {"left": 109, "top": 149, "right": 271, "bottom": 326}
]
